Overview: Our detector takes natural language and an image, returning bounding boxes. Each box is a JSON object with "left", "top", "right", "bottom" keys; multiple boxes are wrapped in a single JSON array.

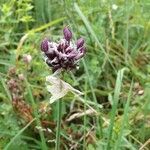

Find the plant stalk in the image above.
[{"left": 56, "top": 99, "right": 62, "bottom": 150}]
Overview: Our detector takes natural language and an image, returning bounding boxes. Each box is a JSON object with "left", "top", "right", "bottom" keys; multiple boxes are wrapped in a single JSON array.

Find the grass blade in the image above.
[
  {"left": 114, "top": 80, "right": 134, "bottom": 149},
  {"left": 74, "top": 3, "right": 116, "bottom": 72},
  {"left": 4, "top": 118, "right": 36, "bottom": 150},
  {"left": 106, "top": 68, "right": 128, "bottom": 150},
  {"left": 0, "top": 75, "right": 12, "bottom": 102},
  {"left": 82, "top": 58, "right": 103, "bottom": 137},
  {"left": 25, "top": 78, "right": 48, "bottom": 150}
]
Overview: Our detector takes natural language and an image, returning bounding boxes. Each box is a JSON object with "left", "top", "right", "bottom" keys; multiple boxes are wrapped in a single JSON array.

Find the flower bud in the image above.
[
  {"left": 18, "top": 74, "right": 25, "bottom": 81},
  {"left": 76, "top": 38, "right": 84, "bottom": 49},
  {"left": 8, "top": 67, "right": 16, "bottom": 76},
  {"left": 23, "top": 54, "right": 32, "bottom": 64},
  {"left": 63, "top": 27, "right": 72, "bottom": 41},
  {"left": 41, "top": 38, "right": 49, "bottom": 52}
]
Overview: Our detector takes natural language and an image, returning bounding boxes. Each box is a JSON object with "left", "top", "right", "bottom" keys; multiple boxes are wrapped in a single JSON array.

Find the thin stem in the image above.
[
  {"left": 56, "top": 99, "right": 62, "bottom": 150},
  {"left": 82, "top": 59, "right": 103, "bottom": 138},
  {"left": 83, "top": 79, "right": 87, "bottom": 149},
  {"left": 125, "top": 0, "right": 129, "bottom": 63},
  {"left": 25, "top": 79, "right": 47, "bottom": 150}
]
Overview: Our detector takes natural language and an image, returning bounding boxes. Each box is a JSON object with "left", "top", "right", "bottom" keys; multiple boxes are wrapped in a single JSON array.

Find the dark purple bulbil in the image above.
[
  {"left": 63, "top": 27, "right": 72, "bottom": 42},
  {"left": 76, "top": 38, "right": 84, "bottom": 49},
  {"left": 41, "top": 27, "right": 86, "bottom": 72},
  {"left": 41, "top": 38, "right": 49, "bottom": 52}
]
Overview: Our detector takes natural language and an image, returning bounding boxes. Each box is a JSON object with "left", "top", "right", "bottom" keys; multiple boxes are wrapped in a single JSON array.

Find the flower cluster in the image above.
[{"left": 41, "top": 27, "right": 86, "bottom": 72}]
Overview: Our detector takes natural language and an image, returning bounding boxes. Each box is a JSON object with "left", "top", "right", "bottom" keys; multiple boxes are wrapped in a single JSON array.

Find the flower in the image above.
[
  {"left": 41, "top": 27, "right": 86, "bottom": 72},
  {"left": 112, "top": 4, "right": 118, "bottom": 10},
  {"left": 23, "top": 54, "right": 32, "bottom": 64},
  {"left": 18, "top": 74, "right": 25, "bottom": 81}
]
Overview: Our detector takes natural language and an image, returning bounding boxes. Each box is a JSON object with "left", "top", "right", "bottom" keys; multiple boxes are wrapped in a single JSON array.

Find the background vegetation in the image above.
[{"left": 0, "top": 0, "right": 150, "bottom": 149}]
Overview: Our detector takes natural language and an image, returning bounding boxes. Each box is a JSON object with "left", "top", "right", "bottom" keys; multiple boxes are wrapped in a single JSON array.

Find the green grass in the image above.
[
  {"left": 114, "top": 79, "right": 133, "bottom": 150},
  {"left": 0, "top": 0, "right": 150, "bottom": 149},
  {"left": 25, "top": 78, "right": 48, "bottom": 150},
  {"left": 106, "top": 68, "right": 128, "bottom": 150},
  {"left": 4, "top": 118, "right": 36, "bottom": 150}
]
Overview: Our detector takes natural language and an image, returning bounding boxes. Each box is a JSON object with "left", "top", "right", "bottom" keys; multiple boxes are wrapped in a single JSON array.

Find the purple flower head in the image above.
[{"left": 41, "top": 27, "right": 86, "bottom": 72}]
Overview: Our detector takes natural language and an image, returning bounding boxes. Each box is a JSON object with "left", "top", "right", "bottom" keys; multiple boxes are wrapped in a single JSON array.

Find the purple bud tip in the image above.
[
  {"left": 41, "top": 38, "right": 49, "bottom": 52},
  {"left": 76, "top": 38, "right": 84, "bottom": 49},
  {"left": 79, "top": 46, "right": 86, "bottom": 54},
  {"left": 63, "top": 27, "right": 72, "bottom": 41}
]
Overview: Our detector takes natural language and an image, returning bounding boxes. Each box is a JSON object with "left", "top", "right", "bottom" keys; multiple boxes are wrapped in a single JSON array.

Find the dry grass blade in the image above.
[
  {"left": 66, "top": 109, "right": 96, "bottom": 122},
  {"left": 139, "top": 138, "right": 150, "bottom": 150}
]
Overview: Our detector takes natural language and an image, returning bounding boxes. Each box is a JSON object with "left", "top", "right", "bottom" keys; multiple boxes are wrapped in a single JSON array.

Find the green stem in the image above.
[
  {"left": 83, "top": 79, "right": 87, "bottom": 149},
  {"left": 56, "top": 99, "right": 62, "bottom": 150}
]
